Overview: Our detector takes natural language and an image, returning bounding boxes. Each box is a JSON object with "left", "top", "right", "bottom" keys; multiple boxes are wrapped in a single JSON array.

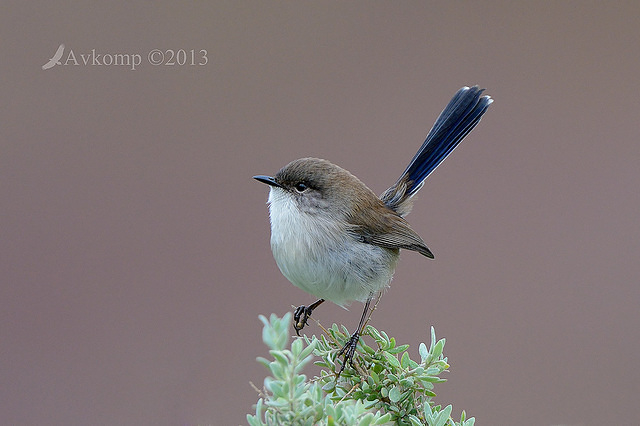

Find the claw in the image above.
[
  {"left": 336, "top": 331, "right": 360, "bottom": 375},
  {"left": 292, "top": 299, "right": 325, "bottom": 336},
  {"left": 293, "top": 305, "right": 310, "bottom": 336},
  {"left": 335, "top": 296, "right": 373, "bottom": 376}
]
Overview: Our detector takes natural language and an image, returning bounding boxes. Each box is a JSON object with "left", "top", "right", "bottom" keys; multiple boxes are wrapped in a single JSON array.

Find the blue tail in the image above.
[{"left": 381, "top": 86, "right": 492, "bottom": 215}]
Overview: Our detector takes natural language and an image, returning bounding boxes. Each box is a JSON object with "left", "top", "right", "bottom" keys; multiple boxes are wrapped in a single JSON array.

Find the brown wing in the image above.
[{"left": 347, "top": 201, "right": 434, "bottom": 258}]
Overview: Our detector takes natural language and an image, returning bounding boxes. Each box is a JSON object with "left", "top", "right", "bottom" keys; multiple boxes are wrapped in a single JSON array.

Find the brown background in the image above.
[{"left": 2, "top": 2, "right": 639, "bottom": 425}]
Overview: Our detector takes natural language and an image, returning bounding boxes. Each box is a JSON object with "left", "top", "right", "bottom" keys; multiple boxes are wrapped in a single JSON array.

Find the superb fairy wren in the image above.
[{"left": 254, "top": 86, "right": 492, "bottom": 373}]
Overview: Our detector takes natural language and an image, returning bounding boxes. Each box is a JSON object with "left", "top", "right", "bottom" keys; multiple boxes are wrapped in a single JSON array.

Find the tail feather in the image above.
[{"left": 381, "top": 86, "right": 492, "bottom": 215}]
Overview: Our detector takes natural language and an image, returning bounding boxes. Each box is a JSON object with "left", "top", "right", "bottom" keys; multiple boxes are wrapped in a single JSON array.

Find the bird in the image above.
[
  {"left": 254, "top": 85, "right": 492, "bottom": 374},
  {"left": 42, "top": 44, "right": 65, "bottom": 70}
]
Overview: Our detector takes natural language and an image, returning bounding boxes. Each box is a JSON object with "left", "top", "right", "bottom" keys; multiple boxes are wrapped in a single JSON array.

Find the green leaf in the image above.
[
  {"left": 322, "top": 380, "right": 336, "bottom": 392},
  {"left": 418, "top": 376, "right": 445, "bottom": 383},
  {"left": 400, "top": 351, "right": 411, "bottom": 369},
  {"left": 388, "top": 386, "right": 402, "bottom": 402},
  {"left": 432, "top": 339, "right": 445, "bottom": 359},
  {"left": 357, "top": 413, "right": 374, "bottom": 426},
  {"left": 419, "top": 342, "right": 428, "bottom": 362},
  {"left": 291, "top": 337, "right": 303, "bottom": 356},
  {"left": 375, "top": 413, "right": 392, "bottom": 424},
  {"left": 429, "top": 326, "right": 436, "bottom": 350},
  {"left": 427, "top": 404, "right": 453, "bottom": 426},
  {"left": 256, "top": 356, "right": 270, "bottom": 369},
  {"left": 366, "top": 325, "right": 384, "bottom": 342},
  {"left": 380, "top": 387, "right": 389, "bottom": 398},
  {"left": 362, "top": 343, "right": 376, "bottom": 355},
  {"left": 399, "top": 377, "right": 414, "bottom": 387},
  {"left": 387, "top": 344, "right": 410, "bottom": 354},
  {"left": 382, "top": 352, "right": 401, "bottom": 369},
  {"left": 407, "top": 414, "right": 422, "bottom": 426},
  {"left": 270, "top": 350, "right": 289, "bottom": 366}
]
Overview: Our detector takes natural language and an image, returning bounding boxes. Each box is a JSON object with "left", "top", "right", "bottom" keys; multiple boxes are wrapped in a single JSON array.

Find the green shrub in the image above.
[{"left": 248, "top": 312, "right": 474, "bottom": 426}]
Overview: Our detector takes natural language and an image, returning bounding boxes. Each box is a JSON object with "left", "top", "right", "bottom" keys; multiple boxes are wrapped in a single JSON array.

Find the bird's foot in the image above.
[
  {"left": 336, "top": 330, "right": 360, "bottom": 376},
  {"left": 293, "top": 305, "right": 313, "bottom": 336},
  {"left": 293, "top": 299, "right": 325, "bottom": 336}
]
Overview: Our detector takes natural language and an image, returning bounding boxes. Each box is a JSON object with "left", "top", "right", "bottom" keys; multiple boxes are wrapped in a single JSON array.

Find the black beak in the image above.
[{"left": 253, "top": 175, "right": 283, "bottom": 188}]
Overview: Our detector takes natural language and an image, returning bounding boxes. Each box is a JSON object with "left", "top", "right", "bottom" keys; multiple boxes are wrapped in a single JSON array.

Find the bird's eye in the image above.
[{"left": 294, "top": 182, "right": 308, "bottom": 192}]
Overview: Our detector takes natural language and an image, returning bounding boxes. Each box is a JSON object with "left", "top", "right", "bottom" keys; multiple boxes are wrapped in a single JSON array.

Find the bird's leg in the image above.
[
  {"left": 336, "top": 297, "right": 372, "bottom": 375},
  {"left": 293, "top": 299, "right": 325, "bottom": 336}
]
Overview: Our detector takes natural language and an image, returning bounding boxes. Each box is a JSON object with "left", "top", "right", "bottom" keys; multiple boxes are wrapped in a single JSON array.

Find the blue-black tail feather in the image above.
[{"left": 381, "top": 86, "right": 492, "bottom": 214}]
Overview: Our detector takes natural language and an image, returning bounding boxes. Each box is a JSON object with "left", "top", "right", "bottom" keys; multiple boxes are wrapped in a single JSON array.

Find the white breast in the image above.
[{"left": 267, "top": 188, "right": 399, "bottom": 306}]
